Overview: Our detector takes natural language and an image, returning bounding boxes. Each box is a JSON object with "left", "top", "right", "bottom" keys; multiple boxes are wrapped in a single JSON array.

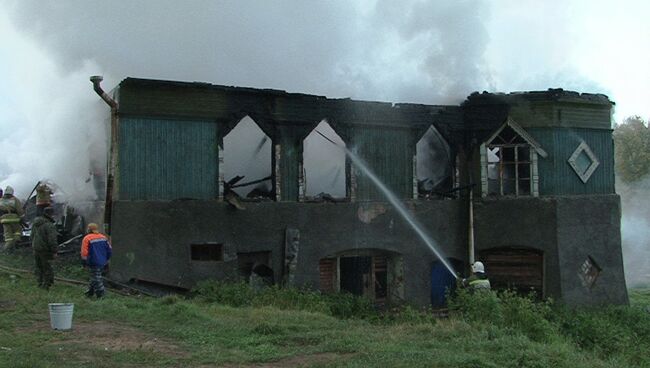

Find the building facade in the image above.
[{"left": 102, "top": 78, "right": 627, "bottom": 306}]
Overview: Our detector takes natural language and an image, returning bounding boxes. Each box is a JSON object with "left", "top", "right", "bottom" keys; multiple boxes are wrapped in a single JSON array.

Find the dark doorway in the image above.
[
  {"left": 340, "top": 256, "right": 371, "bottom": 296},
  {"left": 237, "top": 251, "right": 272, "bottom": 282},
  {"left": 373, "top": 256, "right": 388, "bottom": 303}
]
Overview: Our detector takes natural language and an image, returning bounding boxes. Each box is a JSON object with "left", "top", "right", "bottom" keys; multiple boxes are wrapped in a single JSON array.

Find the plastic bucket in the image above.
[{"left": 48, "top": 303, "right": 74, "bottom": 330}]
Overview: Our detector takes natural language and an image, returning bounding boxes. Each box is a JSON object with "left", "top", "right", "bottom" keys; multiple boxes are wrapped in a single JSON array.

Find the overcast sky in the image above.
[{"left": 0, "top": 0, "right": 649, "bottom": 196}]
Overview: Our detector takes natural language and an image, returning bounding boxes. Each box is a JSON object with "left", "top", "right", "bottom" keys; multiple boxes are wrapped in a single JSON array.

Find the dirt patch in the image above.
[{"left": 20, "top": 320, "right": 188, "bottom": 357}]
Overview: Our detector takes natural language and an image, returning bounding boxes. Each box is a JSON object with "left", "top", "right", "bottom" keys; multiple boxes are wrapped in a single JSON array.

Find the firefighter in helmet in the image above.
[
  {"left": 460, "top": 261, "right": 491, "bottom": 290},
  {"left": 35, "top": 183, "right": 53, "bottom": 216},
  {"left": 0, "top": 186, "right": 24, "bottom": 252}
]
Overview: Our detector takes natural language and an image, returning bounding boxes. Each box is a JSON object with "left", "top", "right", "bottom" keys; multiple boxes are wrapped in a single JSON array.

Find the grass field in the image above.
[{"left": 1, "top": 251, "right": 649, "bottom": 367}]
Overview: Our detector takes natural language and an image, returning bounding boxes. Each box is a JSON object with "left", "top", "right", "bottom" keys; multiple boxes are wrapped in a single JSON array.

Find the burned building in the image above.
[{"left": 94, "top": 77, "right": 627, "bottom": 306}]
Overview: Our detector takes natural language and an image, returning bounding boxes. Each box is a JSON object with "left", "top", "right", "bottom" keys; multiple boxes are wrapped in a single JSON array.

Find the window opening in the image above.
[
  {"left": 486, "top": 126, "right": 532, "bottom": 196},
  {"left": 416, "top": 126, "right": 452, "bottom": 199},
  {"left": 302, "top": 120, "right": 347, "bottom": 201},
  {"left": 223, "top": 116, "right": 273, "bottom": 201},
  {"left": 578, "top": 256, "right": 601, "bottom": 289},
  {"left": 190, "top": 243, "right": 223, "bottom": 262}
]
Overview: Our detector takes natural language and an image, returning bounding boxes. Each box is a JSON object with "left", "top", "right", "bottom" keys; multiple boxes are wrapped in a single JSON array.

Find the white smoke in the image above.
[
  {"left": 0, "top": 0, "right": 648, "bottom": 285},
  {"left": 0, "top": 12, "right": 110, "bottom": 202},
  {"left": 618, "top": 176, "right": 650, "bottom": 287},
  {"left": 0, "top": 0, "right": 493, "bottom": 201}
]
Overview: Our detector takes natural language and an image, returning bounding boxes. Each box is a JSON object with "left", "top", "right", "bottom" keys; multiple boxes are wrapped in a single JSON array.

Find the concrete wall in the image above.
[
  {"left": 110, "top": 194, "right": 627, "bottom": 306},
  {"left": 473, "top": 194, "right": 627, "bottom": 305},
  {"left": 110, "top": 199, "right": 467, "bottom": 305},
  {"left": 473, "top": 196, "right": 561, "bottom": 298},
  {"left": 555, "top": 195, "right": 628, "bottom": 305}
]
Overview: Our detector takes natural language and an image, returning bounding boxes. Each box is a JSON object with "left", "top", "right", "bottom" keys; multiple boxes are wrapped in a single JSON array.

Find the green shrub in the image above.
[
  {"left": 553, "top": 304, "right": 650, "bottom": 365},
  {"left": 324, "top": 292, "right": 375, "bottom": 319},
  {"left": 449, "top": 289, "right": 558, "bottom": 343},
  {"left": 499, "top": 291, "right": 557, "bottom": 343},
  {"left": 253, "top": 285, "right": 329, "bottom": 314},
  {"left": 192, "top": 280, "right": 254, "bottom": 307},
  {"left": 192, "top": 280, "right": 374, "bottom": 319},
  {"left": 448, "top": 288, "right": 503, "bottom": 325}
]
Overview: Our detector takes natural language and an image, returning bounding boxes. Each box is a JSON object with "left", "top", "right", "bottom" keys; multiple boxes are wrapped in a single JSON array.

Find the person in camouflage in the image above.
[
  {"left": 30, "top": 207, "right": 58, "bottom": 289},
  {"left": 0, "top": 186, "right": 24, "bottom": 252}
]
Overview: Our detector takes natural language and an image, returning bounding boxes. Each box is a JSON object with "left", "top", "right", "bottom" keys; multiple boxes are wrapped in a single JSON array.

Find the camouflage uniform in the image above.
[
  {"left": 31, "top": 215, "right": 58, "bottom": 289},
  {"left": 0, "top": 195, "right": 23, "bottom": 252}
]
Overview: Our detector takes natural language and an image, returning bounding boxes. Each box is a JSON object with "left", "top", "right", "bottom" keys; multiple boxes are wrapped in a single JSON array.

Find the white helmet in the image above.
[
  {"left": 4, "top": 186, "right": 14, "bottom": 195},
  {"left": 471, "top": 261, "right": 485, "bottom": 273}
]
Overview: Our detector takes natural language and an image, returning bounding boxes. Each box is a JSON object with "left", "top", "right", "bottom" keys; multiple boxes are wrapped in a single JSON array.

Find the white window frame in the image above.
[{"left": 480, "top": 118, "right": 547, "bottom": 198}]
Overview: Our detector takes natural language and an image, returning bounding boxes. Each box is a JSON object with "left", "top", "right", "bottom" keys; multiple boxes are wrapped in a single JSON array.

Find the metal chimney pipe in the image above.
[
  {"left": 90, "top": 76, "right": 117, "bottom": 109},
  {"left": 90, "top": 76, "right": 118, "bottom": 235}
]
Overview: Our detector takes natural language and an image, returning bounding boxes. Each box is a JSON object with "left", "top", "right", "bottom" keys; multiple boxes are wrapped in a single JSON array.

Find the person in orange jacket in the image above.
[{"left": 81, "top": 223, "right": 112, "bottom": 298}]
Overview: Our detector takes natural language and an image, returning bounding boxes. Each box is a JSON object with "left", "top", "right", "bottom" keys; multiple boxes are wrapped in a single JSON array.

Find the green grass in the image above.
[{"left": 1, "top": 252, "right": 649, "bottom": 367}]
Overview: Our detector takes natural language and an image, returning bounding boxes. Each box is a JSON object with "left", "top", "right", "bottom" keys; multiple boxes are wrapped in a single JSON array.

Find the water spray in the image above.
[{"left": 315, "top": 130, "right": 458, "bottom": 278}]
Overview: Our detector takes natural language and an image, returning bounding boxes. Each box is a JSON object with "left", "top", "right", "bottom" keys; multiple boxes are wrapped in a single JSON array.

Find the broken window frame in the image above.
[
  {"left": 318, "top": 251, "right": 403, "bottom": 305},
  {"left": 413, "top": 125, "right": 453, "bottom": 200},
  {"left": 300, "top": 120, "right": 349, "bottom": 202},
  {"left": 480, "top": 118, "right": 546, "bottom": 198},
  {"left": 221, "top": 116, "right": 274, "bottom": 202},
  {"left": 485, "top": 142, "right": 532, "bottom": 196}
]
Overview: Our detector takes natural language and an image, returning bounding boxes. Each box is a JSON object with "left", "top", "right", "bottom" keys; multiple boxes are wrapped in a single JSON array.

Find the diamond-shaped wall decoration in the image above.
[
  {"left": 578, "top": 256, "right": 601, "bottom": 289},
  {"left": 568, "top": 141, "right": 600, "bottom": 183}
]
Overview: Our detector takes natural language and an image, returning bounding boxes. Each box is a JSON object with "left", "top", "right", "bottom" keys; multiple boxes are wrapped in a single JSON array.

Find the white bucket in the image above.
[{"left": 48, "top": 303, "right": 74, "bottom": 330}]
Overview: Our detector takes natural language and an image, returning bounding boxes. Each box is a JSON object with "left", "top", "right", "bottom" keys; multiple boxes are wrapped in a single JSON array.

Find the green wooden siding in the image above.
[
  {"left": 351, "top": 126, "right": 414, "bottom": 200},
  {"left": 118, "top": 118, "right": 219, "bottom": 200},
  {"left": 527, "top": 127, "right": 615, "bottom": 195},
  {"left": 279, "top": 136, "right": 300, "bottom": 201}
]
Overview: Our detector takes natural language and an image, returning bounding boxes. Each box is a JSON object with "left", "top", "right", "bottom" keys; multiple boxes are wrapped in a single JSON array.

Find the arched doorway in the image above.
[{"left": 479, "top": 247, "right": 544, "bottom": 298}]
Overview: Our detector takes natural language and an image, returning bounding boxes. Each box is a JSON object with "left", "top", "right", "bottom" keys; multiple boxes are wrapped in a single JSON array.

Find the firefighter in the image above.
[
  {"left": 35, "top": 183, "right": 53, "bottom": 216},
  {"left": 81, "top": 223, "right": 112, "bottom": 299},
  {"left": 0, "top": 186, "right": 24, "bottom": 252},
  {"left": 460, "top": 261, "right": 491, "bottom": 290},
  {"left": 31, "top": 207, "right": 58, "bottom": 289}
]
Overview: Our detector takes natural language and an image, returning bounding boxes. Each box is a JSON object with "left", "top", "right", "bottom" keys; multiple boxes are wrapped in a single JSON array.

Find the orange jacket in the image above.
[{"left": 81, "top": 233, "right": 112, "bottom": 267}]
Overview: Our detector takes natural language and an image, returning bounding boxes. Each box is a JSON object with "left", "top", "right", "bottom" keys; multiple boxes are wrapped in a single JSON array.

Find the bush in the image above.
[
  {"left": 449, "top": 289, "right": 558, "bottom": 343},
  {"left": 500, "top": 290, "right": 557, "bottom": 343},
  {"left": 553, "top": 305, "right": 650, "bottom": 365},
  {"left": 192, "top": 280, "right": 254, "bottom": 307},
  {"left": 448, "top": 288, "right": 503, "bottom": 325},
  {"left": 192, "top": 280, "right": 374, "bottom": 319},
  {"left": 324, "top": 292, "right": 375, "bottom": 319}
]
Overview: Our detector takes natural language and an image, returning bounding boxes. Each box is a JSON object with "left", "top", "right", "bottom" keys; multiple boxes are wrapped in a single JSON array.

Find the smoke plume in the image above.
[
  {"left": 0, "top": 0, "right": 648, "bottom": 284},
  {"left": 618, "top": 176, "right": 650, "bottom": 287}
]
